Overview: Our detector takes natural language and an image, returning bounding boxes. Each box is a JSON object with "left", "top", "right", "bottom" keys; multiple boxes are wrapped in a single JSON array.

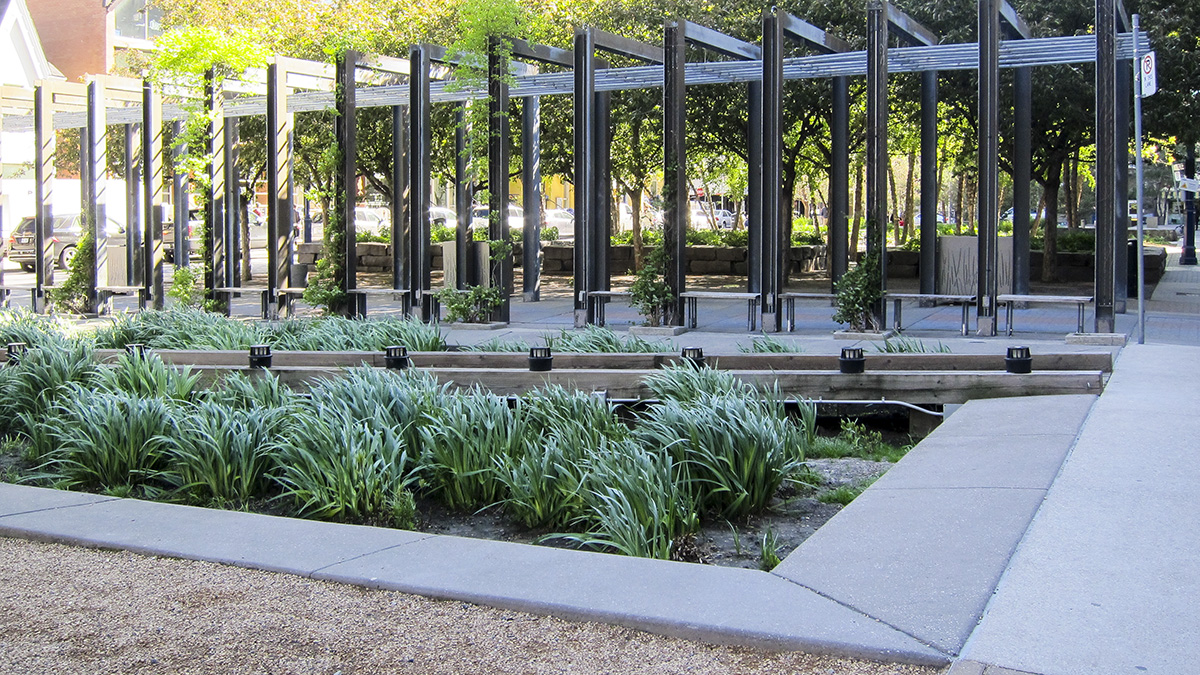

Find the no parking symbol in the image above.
[{"left": 1140, "top": 51, "right": 1158, "bottom": 97}]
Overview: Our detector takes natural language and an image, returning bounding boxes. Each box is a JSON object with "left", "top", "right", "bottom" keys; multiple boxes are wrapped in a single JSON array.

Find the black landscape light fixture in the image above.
[
  {"left": 1005, "top": 346, "right": 1033, "bottom": 374},
  {"left": 681, "top": 347, "right": 706, "bottom": 368},
  {"left": 529, "top": 346, "right": 553, "bottom": 371},
  {"left": 839, "top": 347, "right": 866, "bottom": 374},
  {"left": 385, "top": 345, "right": 410, "bottom": 370},
  {"left": 249, "top": 345, "right": 272, "bottom": 369},
  {"left": 6, "top": 342, "right": 27, "bottom": 364},
  {"left": 125, "top": 343, "right": 148, "bottom": 357}
]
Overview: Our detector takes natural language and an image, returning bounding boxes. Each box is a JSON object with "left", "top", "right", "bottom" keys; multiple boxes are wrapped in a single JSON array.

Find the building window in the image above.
[{"left": 113, "top": 0, "right": 164, "bottom": 41}]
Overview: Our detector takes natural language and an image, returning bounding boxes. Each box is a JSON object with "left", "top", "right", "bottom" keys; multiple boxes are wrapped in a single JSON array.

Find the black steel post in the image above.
[
  {"left": 761, "top": 11, "right": 784, "bottom": 332},
  {"left": 125, "top": 123, "right": 141, "bottom": 286},
  {"left": 1013, "top": 66, "right": 1032, "bottom": 295},
  {"left": 831, "top": 76, "right": 850, "bottom": 286},
  {"left": 1185, "top": 145, "right": 1198, "bottom": 265},
  {"left": 33, "top": 86, "right": 53, "bottom": 311},
  {"left": 1094, "top": 0, "right": 1116, "bottom": 332},
  {"left": 410, "top": 46, "right": 435, "bottom": 316},
  {"left": 594, "top": 87, "right": 612, "bottom": 296},
  {"left": 266, "top": 62, "right": 292, "bottom": 317},
  {"left": 747, "top": 79, "right": 763, "bottom": 297},
  {"left": 487, "top": 36, "right": 512, "bottom": 323},
  {"left": 142, "top": 80, "right": 164, "bottom": 310},
  {"left": 454, "top": 102, "right": 471, "bottom": 289},
  {"left": 977, "top": 0, "right": 999, "bottom": 335},
  {"left": 1116, "top": 53, "right": 1131, "bottom": 311},
  {"left": 392, "top": 105, "right": 408, "bottom": 293},
  {"left": 522, "top": 95, "right": 542, "bottom": 301},
  {"left": 87, "top": 81, "right": 106, "bottom": 311},
  {"left": 223, "top": 119, "right": 237, "bottom": 290},
  {"left": 573, "top": 28, "right": 596, "bottom": 325},
  {"left": 203, "top": 72, "right": 225, "bottom": 305},
  {"left": 171, "top": 120, "right": 188, "bottom": 268},
  {"left": 919, "top": 69, "right": 938, "bottom": 295},
  {"left": 866, "top": 1, "right": 889, "bottom": 329},
  {"left": 336, "top": 51, "right": 360, "bottom": 317},
  {"left": 663, "top": 21, "right": 687, "bottom": 325}
]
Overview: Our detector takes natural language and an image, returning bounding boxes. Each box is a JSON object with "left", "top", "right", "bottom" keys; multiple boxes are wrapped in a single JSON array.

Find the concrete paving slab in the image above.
[
  {"left": 959, "top": 345, "right": 1200, "bottom": 674},
  {"left": 774, "top": 486, "right": 1048, "bottom": 655},
  {"left": 931, "top": 394, "right": 1096, "bottom": 439},
  {"left": 0, "top": 483, "right": 117, "bottom": 517},
  {"left": 872, "top": 431, "right": 1081, "bottom": 490},
  {"left": 0, "top": 486, "right": 429, "bottom": 576},
  {"left": 313, "top": 533, "right": 949, "bottom": 666}
]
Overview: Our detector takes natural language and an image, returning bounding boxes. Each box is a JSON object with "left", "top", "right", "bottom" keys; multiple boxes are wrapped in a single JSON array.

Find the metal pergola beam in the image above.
[
  {"left": 336, "top": 50, "right": 360, "bottom": 316},
  {"left": 204, "top": 72, "right": 226, "bottom": 305},
  {"left": 487, "top": 36, "right": 513, "bottom": 323},
  {"left": 410, "top": 45, "right": 434, "bottom": 318},
  {"left": 266, "top": 61, "right": 293, "bottom": 318},
  {"left": 141, "top": 79, "right": 165, "bottom": 310}
]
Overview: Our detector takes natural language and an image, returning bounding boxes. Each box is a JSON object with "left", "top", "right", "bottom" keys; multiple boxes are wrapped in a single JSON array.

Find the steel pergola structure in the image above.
[{"left": 0, "top": 0, "right": 1146, "bottom": 333}]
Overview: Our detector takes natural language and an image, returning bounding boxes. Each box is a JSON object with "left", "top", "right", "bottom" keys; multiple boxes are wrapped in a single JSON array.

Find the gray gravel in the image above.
[{"left": 0, "top": 536, "right": 943, "bottom": 675}]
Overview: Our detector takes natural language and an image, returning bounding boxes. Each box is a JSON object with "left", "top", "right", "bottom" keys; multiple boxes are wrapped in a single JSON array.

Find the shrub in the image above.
[
  {"left": 436, "top": 285, "right": 503, "bottom": 324},
  {"left": 629, "top": 246, "right": 676, "bottom": 327},
  {"left": 540, "top": 226, "right": 559, "bottom": 241},
  {"left": 166, "top": 266, "right": 203, "bottom": 307},
  {"left": 833, "top": 246, "right": 883, "bottom": 332}
]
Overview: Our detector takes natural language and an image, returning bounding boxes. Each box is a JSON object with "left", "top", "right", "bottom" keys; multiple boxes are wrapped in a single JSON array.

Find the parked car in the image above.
[
  {"left": 429, "top": 207, "right": 458, "bottom": 230},
  {"left": 689, "top": 205, "right": 734, "bottom": 229},
  {"left": 543, "top": 208, "right": 574, "bottom": 240},
  {"left": 7, "top": 214, "right": 123, "bottom": 272},
  {"left": 470, "top": 205, "right": 525, "bottom": 232},
  {"left": 163, "top": 210, "right": 203, "bottom": 263}
]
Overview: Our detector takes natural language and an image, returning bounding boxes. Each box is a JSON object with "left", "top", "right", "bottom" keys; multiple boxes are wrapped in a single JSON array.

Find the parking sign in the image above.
[{"left": 1140, "top": 51, "right": 1157, "bottom": 97}]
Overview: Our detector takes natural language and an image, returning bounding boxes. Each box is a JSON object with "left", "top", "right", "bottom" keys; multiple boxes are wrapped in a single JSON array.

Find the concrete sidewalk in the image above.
[{"left": 954, "top": 344, "right": 1200, "bottom": 674}]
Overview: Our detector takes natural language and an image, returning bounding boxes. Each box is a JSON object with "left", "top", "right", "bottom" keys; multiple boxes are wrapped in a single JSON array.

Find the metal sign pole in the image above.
[{"left": 1133, "top": 14, "right": 1146, "bottom": 344}]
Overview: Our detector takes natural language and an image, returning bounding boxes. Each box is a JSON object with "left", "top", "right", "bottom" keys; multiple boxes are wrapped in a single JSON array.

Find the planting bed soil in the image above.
[{"left": 410, "top": 456, "right": 890, "bottom": 570}]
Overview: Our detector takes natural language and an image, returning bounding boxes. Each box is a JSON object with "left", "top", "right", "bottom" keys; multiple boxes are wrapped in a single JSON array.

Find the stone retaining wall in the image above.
[{"left": 293, "top": 241, "right": 1167, "bottom": 285}]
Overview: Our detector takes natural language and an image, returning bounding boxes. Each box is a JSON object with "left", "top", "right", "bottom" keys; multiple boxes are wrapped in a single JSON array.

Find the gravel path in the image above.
[{"left": 0, "top": 537, "right": 942, "bottom": 675}]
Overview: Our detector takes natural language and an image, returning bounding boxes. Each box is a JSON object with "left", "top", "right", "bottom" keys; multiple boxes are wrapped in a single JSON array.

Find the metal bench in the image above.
[
  {"left": 215, "top": 287, "right": 273, "bottom": 319},
  {"left": 886, "top": 293, "right": 976, "bottom": 336},
  {"left": 998, "top": 293, "right": 1093, "bottom": 335},
  {"left": 679, "top": 291, "right": 761, "bottom": 331},
  {"left": 97, "top": 285, "right": 148, "bottom": 313},
  {"left": 347, "top": 288, "right": 412, "bottom": 316},
  {"left": 582, "top": 290, "right": 632, "bottom": 326},
  {"left": 0, "top": 285, "right": 37, "bottom": 310},
  {"left": 781, "top": 292, "right": 837, "bottom": 332}
]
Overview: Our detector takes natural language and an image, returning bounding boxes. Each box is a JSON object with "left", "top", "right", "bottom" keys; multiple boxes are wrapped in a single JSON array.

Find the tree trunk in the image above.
[
  {"left": 888, "top": 158, "right": 900, "bottom": 244},
  {"left": 630, "top": 189, "right": 644, "bottom": 269},
  {"left": 1041, "top": 159, "right": 1064, "bottom": 282},
  {"left": 902, "top": 150, "right": 916, "bottom": 244},
  {"left": 955, "top": 174, "right": 965, "bottom": 236},
  {"left": 850, "top": 160, "right": 864, "bottom": 254}
]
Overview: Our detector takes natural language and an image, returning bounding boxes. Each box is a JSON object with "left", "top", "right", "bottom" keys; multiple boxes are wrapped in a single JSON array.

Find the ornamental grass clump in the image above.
[
  {"left": 93, "top": 352, "right": 202, "bottom": 402},
  {"left": 544, "top": 325, "right": 670, "bottom": 354},
  {"left": 33, "top": 387, "right": 175, "bottom": 495},
  {"left": 556, "top": 440, "right": 698, "bottom": 560},
  {"left": 272, "top": 407, "right": 416, "bottom": 527},
  {"left": 419, "top": 391, "right": 529, "bottom": 512},
  {"left": 210, "top": 370, "right": 302, "bottom": 411},
  {"left": 162, "top": 399, "right": 280, "bottom": 508},
  {"left": 308, "top": 367, "right": 447, "bottom": 453},
  {"left": 94, "top": 308, "right": 265, "bottom": 350},
  {"left": 0, "top": 308, "right": 71, "bottom": 349},
  {"left": 634, "top": 393, "right": 805, "bottom": 519},
  {"left": 267, "top": 316, "right": 445, "bottom": 352},
  {"left": 497, "top": 433, "right": 591, "bottom": 529},
  {"left": 0, "top": 343, "right": 98, "bottom": 439},
  {"left": 521, "top": 385, "right": 627, "bottom": 446},
  {"left": 643, "top": 361, "right": 753, "bottom": 403}
]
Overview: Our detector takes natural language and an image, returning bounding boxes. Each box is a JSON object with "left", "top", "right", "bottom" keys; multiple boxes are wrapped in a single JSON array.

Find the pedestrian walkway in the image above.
[{"left": 953, "top": 344, "right": 1200, "bottom": 674}]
